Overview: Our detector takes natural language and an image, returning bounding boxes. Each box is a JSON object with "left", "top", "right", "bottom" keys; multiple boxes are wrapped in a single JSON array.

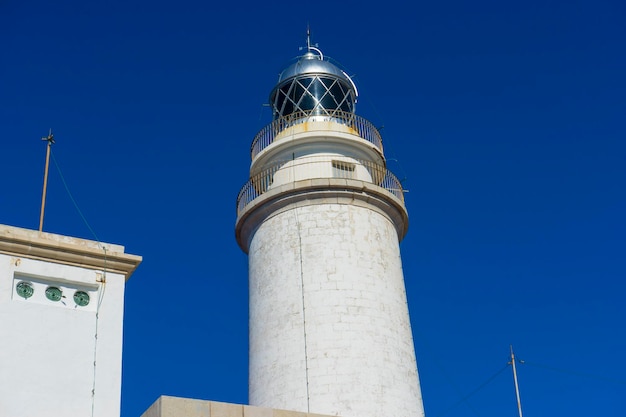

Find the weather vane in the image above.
[{"left": 39, "top": 129, "right": 55, "bottom": 232}]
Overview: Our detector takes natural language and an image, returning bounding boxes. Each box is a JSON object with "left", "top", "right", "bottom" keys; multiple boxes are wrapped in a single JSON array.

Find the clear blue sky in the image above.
[{"left": 2, "top": 0, "right": 625, "bottom": 416}]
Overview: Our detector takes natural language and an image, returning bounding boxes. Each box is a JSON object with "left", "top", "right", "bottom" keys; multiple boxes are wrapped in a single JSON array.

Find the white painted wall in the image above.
[
  {"left": 248, "top": 203, "right": 424, "bottom": 417},
  {"left": 270, "top": 154, "right": 373, "bottom": 189},
  {"left": 0, "top": 254, "right": 126, "bottom": 417}
]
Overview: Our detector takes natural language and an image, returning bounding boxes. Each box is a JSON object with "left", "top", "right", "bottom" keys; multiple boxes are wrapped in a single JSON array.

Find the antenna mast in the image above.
[
  {"left": 301, "top": 26, "right": 323, "bottom": 61},
  {"left": 39, "top": 129, "right": 55, "bottom": 232},
  {"left": 306, "top": 24, "right": 311, "bottom": 50},
  {"left": 509, "top": 345, "right": 524, "bottom": 417}
]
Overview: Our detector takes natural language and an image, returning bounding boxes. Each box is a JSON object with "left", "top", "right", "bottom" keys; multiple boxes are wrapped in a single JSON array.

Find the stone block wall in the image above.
[{"left": 141, "top": 396, "right": 335, "bottom": 417}]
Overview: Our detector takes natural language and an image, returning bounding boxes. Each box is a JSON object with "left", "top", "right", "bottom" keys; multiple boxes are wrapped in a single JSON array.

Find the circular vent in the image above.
[
  {"left": 73, "top": 291, "right": 90, "bottom": 307},
  {"left": 45, "top": 286, "right": 63, "bottom": 302},
  {"left": 16, "top": 281, "right": 34, "bottom": 299}
]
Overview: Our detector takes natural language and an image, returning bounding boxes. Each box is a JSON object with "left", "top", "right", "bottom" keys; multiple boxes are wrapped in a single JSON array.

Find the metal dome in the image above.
[
  {"left": 270, "top": 47, "right": 358, "bottom": 120},
  {"left": 277, "top": 52, "right": 351, "bottom": 84}
]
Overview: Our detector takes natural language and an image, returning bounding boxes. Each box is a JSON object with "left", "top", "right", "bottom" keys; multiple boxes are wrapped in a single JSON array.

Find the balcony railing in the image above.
[
  {"left": 250, "top": 110, "right": 384, "bottom": 160},
  {"left": 236, "top": 157, "right": 404, "bottom": 216}
]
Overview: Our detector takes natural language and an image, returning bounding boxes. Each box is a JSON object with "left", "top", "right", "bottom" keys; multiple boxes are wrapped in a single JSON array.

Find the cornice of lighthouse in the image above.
[{"left": 235, "top": 177, "right": 408, "bottom": 253}]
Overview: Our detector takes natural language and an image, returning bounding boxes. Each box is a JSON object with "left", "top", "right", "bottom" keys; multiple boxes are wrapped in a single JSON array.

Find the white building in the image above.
[
  {"left": 235, "top": 41, "right": 425, "bottom": 417},
  {"left": 0, "top": 225, "right": 141, "bottom": 417}
]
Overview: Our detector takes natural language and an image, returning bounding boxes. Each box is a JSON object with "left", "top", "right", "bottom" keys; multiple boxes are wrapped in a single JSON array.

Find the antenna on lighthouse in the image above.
[
  {"left": 509, "top": 345, "right": 524, "bottom": 417},
  {"left": 299, "top": 26, "right": 323, "bottom": 60},
  {"left": 306, "top": 24, "right": 311, "bottom": 50},
  {"left": 39, "top": 129, "right": 55, "bottom": 232}
]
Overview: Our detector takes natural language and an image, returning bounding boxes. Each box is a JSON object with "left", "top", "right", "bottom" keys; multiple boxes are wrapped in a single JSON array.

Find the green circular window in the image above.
[
  {"left": 16, "top": 281, "right": 34, "bottom": 299},
  {"left": 73, "top": 291, "right": 90, "bottom": 307},
  {"left": 45, "top": 286, "right": 63, "bottom": 302}
]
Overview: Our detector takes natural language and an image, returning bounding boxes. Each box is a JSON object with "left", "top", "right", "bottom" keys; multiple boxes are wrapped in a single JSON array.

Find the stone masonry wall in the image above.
[
  {"left": 248, "top": 203, "right": 424, "bottom": 417},
  {"left": 141, "top": 396, "right": 334, "bottom": 417}
]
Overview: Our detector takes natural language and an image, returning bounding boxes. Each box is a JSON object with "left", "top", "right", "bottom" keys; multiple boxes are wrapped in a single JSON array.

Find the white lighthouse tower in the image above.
[{"left": 235, "top": 38, "right": 425, "bottom": 417}]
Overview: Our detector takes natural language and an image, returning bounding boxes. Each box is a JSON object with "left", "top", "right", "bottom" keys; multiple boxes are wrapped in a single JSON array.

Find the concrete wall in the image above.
[
  {"left": 248, "top": 203, "right": 424, "bottom": 417},
  {"left": 141, "top": 396, "right": 334, "bottom": 417}
]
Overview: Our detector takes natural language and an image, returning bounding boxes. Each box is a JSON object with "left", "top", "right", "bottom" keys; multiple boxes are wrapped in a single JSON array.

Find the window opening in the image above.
[{"left": 332, "top": 161, "right": 356, "bottom": 179}]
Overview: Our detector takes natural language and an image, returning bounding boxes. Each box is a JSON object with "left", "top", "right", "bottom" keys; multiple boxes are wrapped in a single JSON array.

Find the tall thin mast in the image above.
[
  {"left": 39, "top": 129, "right": 55, "bottom": 232},
  {"left": 509, "top": 345, "right": 524, "bottom": 417},
  {"left": 306, "top": 24, "right": 311, "bottom": 50}
]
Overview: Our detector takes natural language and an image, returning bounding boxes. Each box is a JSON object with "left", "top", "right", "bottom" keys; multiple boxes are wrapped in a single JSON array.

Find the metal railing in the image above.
[
  {"left": 236, "top": 157, "right": 404, "bottom": 216},
  {"left": 250, "top": 110, "right": 384, "bottom": 160}
]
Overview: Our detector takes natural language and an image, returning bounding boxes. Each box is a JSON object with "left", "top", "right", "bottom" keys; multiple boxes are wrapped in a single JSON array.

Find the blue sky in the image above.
[{"left": 2, "top": 0, "right": 625, "bottom": 416}]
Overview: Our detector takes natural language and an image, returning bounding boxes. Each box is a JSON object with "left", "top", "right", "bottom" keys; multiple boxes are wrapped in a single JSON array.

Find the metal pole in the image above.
[
  {"left": 510, "top": 345, "right": 524, "bottom": 417},
  {"left": 39, "top": 129, "right": 55, "bottom": 232}
]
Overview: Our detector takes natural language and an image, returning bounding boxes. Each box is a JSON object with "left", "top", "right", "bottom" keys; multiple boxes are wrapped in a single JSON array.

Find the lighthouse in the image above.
[{"left": 235, "top": 38, "right": 425, "bottom": 417}]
